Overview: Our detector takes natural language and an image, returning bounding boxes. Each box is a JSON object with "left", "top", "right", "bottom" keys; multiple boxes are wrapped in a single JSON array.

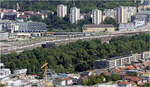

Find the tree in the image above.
[
  {"left": 111, "top": 74, "right": 121, "bottom": 81},
  {"left": 102, "top": 17, "right": 118, "bottom": 28},
  {"left": 1, "top": 34, "right": 149, "bottom": 74}
]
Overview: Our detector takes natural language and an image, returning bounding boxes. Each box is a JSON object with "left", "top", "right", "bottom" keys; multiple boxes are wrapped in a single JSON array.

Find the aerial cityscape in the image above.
[{"left": 0, "top": 0, "right": 150, "bottom": 87}]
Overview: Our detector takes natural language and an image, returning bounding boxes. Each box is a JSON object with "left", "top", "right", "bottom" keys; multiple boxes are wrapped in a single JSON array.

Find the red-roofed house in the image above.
[
  {"left": 119, "top": 73, "right": 127, "bottom": 78},
  {"left": 63, "top": 77, "right": 73, "bottom": 85},
  {"left": 128, "top": 65, "right": 135, "bottom": 70},
  {"left": 124, "top": 76, "right": 141, "bottom": 84},
  {"left": 24, "top": 11, "right": 34, "bottom": 14},
  {"left": 19, "top": 15, "right": 31, "bottom": 19},
  {"left": 118, "top": 81, "right": 132, "bottom": 87}
]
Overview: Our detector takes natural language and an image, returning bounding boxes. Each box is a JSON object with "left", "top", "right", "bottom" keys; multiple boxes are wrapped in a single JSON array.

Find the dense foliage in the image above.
[
  {"left": 83, "top": 73, "right": 121, "bottom": 85},
  {"left": 1, "top": 1, "right": 138, "bottom": 12},
  {"left": 83, "top": 75, "right": 105, "bottom": 85},
  {"left": 30, "top": 14, "right": 92, "bottom": 32},
  {"left": 1, "top": 34, "right": 149, "bottom": 75},
  {"left": 102, "top": 17, "right": 118, "bottom": 28}
]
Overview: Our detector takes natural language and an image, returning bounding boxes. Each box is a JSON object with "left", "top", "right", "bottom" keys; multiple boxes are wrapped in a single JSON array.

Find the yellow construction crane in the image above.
[{"left": 41, "top": 62, "right": 48, "bottom": 87}]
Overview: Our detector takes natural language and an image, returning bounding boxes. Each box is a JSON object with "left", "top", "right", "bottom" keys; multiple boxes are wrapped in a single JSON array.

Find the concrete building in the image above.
[
  {"left": 57, "top": 4, "right": 67, "bottom": 18},
  {"left": 134, "top": 18, "right": 145, "bottom": 28},
  {"left": 69, "top": 7, "right": 80, "bottom": 24},
  {"left": 14, "top": 69, "right": 27, "bottom": 75},
  {"left": 0, "top": 32, "right": 8, "bottom": 41},
  {"left": 103, "top": 9, "right": 117, "bottom": 21},
  {"left": 82, "top": 24, "right": 115, "bottom": 32},
  {"left": 3, "top": 12, "right": 17, "bottom": 20},
  {"left": 0, "top": 24, "right": 2, "bottom": 31},
  {"left": 137, "top": 11, "right": 150, "bottom": 21},
  {"left": 93, "top": 53, "right": 143, "bottom": 69},
  {"left": 117, "top": 6, "right": 137, "bottom": 24},
  {"left": 2, "top": 22, "right": 48, "bottom": 33},
  {"left": 0, "top": 12, "right": 4, "bottom": 19},
  {"left": 142, "top": 51, "right": 150, "bottom": 59},
  {"left": 0, "top": 63, "right": 11, "bottom": 80},
  {"left": 138, "top": 0, "right": 150, "bottom": 12},
  {"left": 92, "top": 9, "right": 102, "bottom": 24},
  {"left": 3, "top": 23, "right": 19, "bottom": 33},
  {"left": 135, "top": 14, "right": 148, "bottom": 22},
  {"left": 119, "top": 23, "right": 135, "bottom": 31}
]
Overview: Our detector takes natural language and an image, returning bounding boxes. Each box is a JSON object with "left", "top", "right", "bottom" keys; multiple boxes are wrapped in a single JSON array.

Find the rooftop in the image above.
[
  {"left": 118, "top": 81, "right": 132, "bottom": 85},
  {"left": 83, "top": 24, "right": 114, "bottom": 29}
]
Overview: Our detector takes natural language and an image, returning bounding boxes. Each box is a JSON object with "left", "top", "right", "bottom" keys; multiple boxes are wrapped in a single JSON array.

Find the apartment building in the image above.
[
  {"left": 117, "top": 6, "right": 137, "bottom": 24},
  {"left": 92, "top": 9, "right": 102, "bottom": 25},
  {"left": 69, "top": 7, "right": 80, "bottom": 24},
  {"left": 94, "top": 53, "right": 144, "bottom": 69},
  {"left": 103, "top": 9, "right": 117, "bottom": 21},
  {"left": 57, "top": 4, "right": 67, "bottom": 18}
]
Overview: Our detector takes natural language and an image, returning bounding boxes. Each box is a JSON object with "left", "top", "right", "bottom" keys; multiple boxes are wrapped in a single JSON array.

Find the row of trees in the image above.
[{"left": 1, "top": 34, "right": 149, "bottom": 76}]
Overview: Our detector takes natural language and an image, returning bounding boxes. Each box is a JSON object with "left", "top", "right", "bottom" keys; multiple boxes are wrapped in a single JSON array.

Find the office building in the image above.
[
  {"left": 92, "top": 9, "right": 102, "bottom": 24},
  {"left": 117, "top": 6, "right": 137, "bottom": 24},
  {"left": 69, "top": 7, "right": 80, "bottom": 24},
  {"left": 57, "top": 4, "right": 67, "bottom": 18}
]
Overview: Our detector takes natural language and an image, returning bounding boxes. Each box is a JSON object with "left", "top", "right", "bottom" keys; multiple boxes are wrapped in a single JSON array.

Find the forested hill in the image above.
[
  {"left": 1, "top": 34, "right": 149, "bottom": 75},
  {"left": 1, "top": 0, "right": 139, "bottom": 12}
]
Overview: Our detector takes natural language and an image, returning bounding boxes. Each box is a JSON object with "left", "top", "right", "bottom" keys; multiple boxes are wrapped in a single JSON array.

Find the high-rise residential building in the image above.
[
  {"left": 103, "top": 9, "right": 117, "bottom": 21},
  {"left": 69, "top": 7, "right": 80, "bottom": 24},
  {"left": 57, "top": 4, "right": 67, "bottom": 18},
  {"left": 117, "top": 6, "right": 137, "bottom": 24},
  {"left": 141, "top": 0, "right": 145, "bottom": 4},
  {"left": 92, "top": 9, "right": 102, "bottom": 25}
]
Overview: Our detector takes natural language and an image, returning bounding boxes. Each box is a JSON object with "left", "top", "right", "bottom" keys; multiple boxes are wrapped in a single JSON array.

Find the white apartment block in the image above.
[
  {"left": 103, "top": 9, "right": 117, "bottom": 21},
  {"left": 69, "top": 7, "right": 80, "bottom": 24},
  {"left": 94, "top": 51, "right": 150, "bottom": 69},
  {"left": 117, "top": 6, "right": 137, "bottom": 24},
  {"left": 92, "top": 9, "right": 102, "bottom": 25},
  {"left": 57, "top": 4, "right": 67, "bottom": 18}
]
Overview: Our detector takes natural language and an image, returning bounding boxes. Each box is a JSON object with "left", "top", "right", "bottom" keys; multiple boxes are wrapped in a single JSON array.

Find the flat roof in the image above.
[{"left": 83, "top": 24, "right": 114, "bottom": 29}]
